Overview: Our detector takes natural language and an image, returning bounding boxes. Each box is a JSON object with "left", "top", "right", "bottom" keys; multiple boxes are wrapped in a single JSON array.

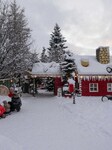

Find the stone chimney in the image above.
[{"left": 96, "top": 46, "right": 110, "bottom": 64}]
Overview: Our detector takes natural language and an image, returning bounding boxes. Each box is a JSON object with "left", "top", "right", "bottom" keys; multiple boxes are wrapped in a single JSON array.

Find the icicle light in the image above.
[{"left": 78, "top": 75, "right": 112, "bottom": 81}]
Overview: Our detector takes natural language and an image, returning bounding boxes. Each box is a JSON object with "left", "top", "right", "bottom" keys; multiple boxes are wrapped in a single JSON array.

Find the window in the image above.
[
  {"left": 89, "top": 83, "right": 98, "bottom": 92},
  {"left": 107, "top": 83, "right": 112, "bottom": 92}
]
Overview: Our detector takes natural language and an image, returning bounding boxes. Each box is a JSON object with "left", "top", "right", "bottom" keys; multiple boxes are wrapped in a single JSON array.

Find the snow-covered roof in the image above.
[
  {"left": 75, "top": 55, "right": 112, "bottom": 75},
  {"left": 31, "top": 62, "right": 61, "bottom": 77}
]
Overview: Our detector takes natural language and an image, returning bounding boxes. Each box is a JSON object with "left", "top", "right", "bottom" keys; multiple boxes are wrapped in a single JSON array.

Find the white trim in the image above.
[{"left": 89, "top": 83, "right": 98, "bottom": 92}]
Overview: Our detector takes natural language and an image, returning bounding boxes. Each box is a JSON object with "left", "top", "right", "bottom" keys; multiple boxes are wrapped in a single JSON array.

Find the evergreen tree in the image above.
[
  {"left": 6, "top": 0, "right": 32, "bottom": 77},
  {"left": 40, "top": 47, "right": 48, "bottom": 62},
  {"left": 46, "top": 78, "right": 54, "bottom": 91},
  {"left": 0, "top": 1, "right": 10, "bottom": 78},
  {"left": 48, "top": 23, "right": 67, "bottom": 63},
  {"left": 0, "top": 0, "right": 34, "bottom": 78},
  {"left": 27, "top": 50, "right": 39, "bottom": 71},
  {"left": 60, "top": 51, "right": 76, "bottom": 83}
]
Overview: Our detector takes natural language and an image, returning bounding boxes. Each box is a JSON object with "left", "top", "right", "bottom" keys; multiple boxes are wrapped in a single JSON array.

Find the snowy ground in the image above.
[{"left": 0, "top": 91, "right": 112, "bottom": 150}]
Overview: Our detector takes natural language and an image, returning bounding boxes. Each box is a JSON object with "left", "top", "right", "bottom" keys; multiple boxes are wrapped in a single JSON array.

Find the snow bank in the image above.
[
  {"left": 0, "top": 94, "right": 112, "bottom": 150},
  {"left": 0, "top": 135, "right": 23, "bottom": 150}
]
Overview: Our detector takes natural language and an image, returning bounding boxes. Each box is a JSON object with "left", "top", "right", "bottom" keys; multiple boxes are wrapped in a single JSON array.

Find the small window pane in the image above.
[
  {"left": 89, "top": 83, "right": 98, "bottom": 92},
  {"left": 107, "top": 83, "right": 112, "bottom": 92}
]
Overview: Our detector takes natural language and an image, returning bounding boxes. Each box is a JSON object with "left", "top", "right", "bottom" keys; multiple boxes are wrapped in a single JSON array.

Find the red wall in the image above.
[
  {"left": 54, "top": 77, "right": 63, "bottom": 95},
  {"left": 81, "top": 79, "right": 112, "bottom": 96}
]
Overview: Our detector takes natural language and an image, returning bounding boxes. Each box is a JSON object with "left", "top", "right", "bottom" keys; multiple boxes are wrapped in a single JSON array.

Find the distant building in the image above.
[{"left": 27, "top": 47, "right": 112, "bottom": 97}]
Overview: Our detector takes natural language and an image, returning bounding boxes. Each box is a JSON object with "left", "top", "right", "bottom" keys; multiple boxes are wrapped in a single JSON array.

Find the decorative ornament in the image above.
[{"left": 106, "top": 66, "right": 112, "bottom": 73}]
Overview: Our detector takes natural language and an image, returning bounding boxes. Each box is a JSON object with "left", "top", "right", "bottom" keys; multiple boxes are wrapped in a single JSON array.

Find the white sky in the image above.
[{"left": 9, "top": 0, "right": 112, "bottom": 55}]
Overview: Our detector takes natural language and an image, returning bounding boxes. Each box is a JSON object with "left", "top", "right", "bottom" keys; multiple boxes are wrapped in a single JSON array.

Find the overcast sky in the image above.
[{"left": 10, "top": 0, "right": 112, "bottom": 55}]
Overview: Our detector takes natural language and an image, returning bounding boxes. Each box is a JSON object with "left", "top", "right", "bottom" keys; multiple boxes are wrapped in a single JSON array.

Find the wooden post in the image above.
[
  {"left": 33, "top": 78, "right": 36, "bottom": 96},
  {"left": 73, "top": 91, "right": 76, "bottom": 104}
]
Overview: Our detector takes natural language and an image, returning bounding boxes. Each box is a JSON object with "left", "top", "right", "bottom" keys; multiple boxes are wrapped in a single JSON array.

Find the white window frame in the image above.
[
  {"left": 89, "top": 83, "right": 98, "bottom": 92},
  {"left": 107, "top": 83, "right": 112, "bottom": 92}
]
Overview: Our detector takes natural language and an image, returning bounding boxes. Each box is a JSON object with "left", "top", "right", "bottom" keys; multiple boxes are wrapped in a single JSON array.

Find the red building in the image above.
[
  {"left": 75, "top": 47, "right": 112, "bottom": 96},
  {"left": 30, "top": 47, "right": 112, "bottom": 97},
  {"left": 81, "top": 76, "right": 112, "bottom": 96}
]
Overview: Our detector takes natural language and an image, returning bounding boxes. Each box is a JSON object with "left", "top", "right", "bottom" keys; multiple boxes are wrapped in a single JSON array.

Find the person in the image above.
[
  {"left": 10, "top": 92, "right": 22, "bottom": 112},
  {"left": 8, "top": 87, "right": 14, "bottom": 98},
  {"left": 3, "top": 101, "right": 11, "bottom": 115},
  {"left": 0, "top": 104, "right": 6, "bottom": 118}
]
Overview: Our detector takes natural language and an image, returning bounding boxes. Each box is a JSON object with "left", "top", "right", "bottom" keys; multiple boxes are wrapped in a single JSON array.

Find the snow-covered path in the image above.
[{"left": 0, "top": 94, "right": 112, "bottom": 150}]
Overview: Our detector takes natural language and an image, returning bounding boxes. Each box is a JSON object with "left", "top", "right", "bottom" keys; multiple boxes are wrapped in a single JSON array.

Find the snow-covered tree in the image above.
[
  {"left": 48, "top": 23, "right": 67, "bottom": 63},
  {"left": 26, "top": 50, "right": 39, "bottom": 71},
  {"left": 6, "top": 0, "right": 32, "bottom": 76},
  {"left": 0, "top": 2, "right": 12, "bottom": 77},
  {"left": 46, "top": 78, "right": 54, "bottom": 91},
  {"left": 0, "top": 0, "right": 33, "bottom": 78},
  {"left": 60, "top": 52, "right": 76, "bottom": 83},
  {"left": 40, "top": 47, "right": 48, "bottom": 63}
]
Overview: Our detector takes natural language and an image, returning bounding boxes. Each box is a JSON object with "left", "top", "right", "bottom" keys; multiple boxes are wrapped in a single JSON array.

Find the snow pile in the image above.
[
  {"left": 75, "top": 55, "right": 112, "bottom": 75},
  {"left": 32, "top": 55, "right": 112, "bottom": 76},
  {"left": 31, "top": 62, "right": 61, "bottom": 76},
  {"left": 0, "top": 135, "right": 23, "bottom": 150},
  {"left": 0, "top": 94, "right": 112, "bottom": 150},
  {"left": 68, "top": 78, "right": 75, "bottom": 84}
]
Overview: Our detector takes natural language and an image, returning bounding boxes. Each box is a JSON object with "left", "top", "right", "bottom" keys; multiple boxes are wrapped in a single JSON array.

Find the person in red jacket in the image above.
[
  {"left": 8, "top": 87, "right": 14, "bottom": 98},
  {"left": 0, "top": 104, "right": 6, "bottom": 118},
  {"left": 8, "top": 92, "right": 14, "bottom": 98}
]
